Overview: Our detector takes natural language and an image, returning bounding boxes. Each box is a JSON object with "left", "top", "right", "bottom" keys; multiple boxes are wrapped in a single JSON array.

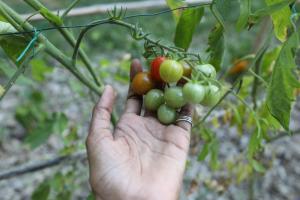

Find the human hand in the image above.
[{"left": 86, "top": 59, "right": 193, "bottom": 200}]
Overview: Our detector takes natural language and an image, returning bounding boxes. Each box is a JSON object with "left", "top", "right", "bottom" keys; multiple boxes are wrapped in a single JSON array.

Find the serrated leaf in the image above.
[
  {"left": 0, "top": 21, "right": 28, "bottom": 64},
  {"left": 236, "top": 0, "right": 251, "bottom": 31},
  {"left": 174, "top": 7, "right": 204, "bottom": 50},
  {"left": 206, "top": 23, "right": 224, "bottom": 71},
  {"left": 39, "top": 7, "right": 63, "bottom": 26},
  {"left": 31, "top": 182, "right": 50, "bottom": 200},
  {"left": 165, "top": 0, "right": 186, "bottom": 23},
  {"left": 265, "top": 0, "right": 291, "bottom": 42},
  {"left": 267, "top": 32, "right": 300, "bottom": 131}
]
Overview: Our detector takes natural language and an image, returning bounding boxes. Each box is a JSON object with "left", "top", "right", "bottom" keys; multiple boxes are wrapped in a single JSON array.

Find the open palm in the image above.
[{"left": 86, "top": 60, "right": 193, "bottom": 200}]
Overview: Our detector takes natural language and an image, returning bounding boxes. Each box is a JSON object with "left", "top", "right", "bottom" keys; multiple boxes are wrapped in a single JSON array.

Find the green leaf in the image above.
[
  {"left": 52, "top": 113, "right": 68, "bottom": 134},
  {"left": 236, "top": 0, "right": 251, "bottom": 31},
  {"left": 251, "top": 159, "right": 266, "bottom": 173},
  {"left": 206, "top": 23, "right": 224, "bottom": 71},
  {"left": 267, "top": 32, "right": 300, "bottom": 131},
  {"left": 31, "top": 59, "right": 53, "bottom": 82},
  {"left": 39, "top": 7, "right": 63, "bottom": 26},
  {"left": 210, "top": 1, "right": 226, "bottom": 29},
  {"left": 165, "top": 0, "right": 186, "bottom": 23},
  {"left": 197, "top": 143, "right": 210, "bottom": 161},
  {"left": 31, "top": 182, "right": 50, "bottom": 200},
  {"left": 209, "top": 138, "right": 220, "bottom": 170},
  {"left": 261, "top": 46, "right": 282, "bottom": 74},
  {"left": 25, "top": 120, "right": 54, "bottom": 149},
  {"left": 0, "top": 21, "right": 28, "bottom": 64},
  {"left": 247, "top": 129, "right": 262, "bottom": 160},
  {"left": 174, "top": 7, "right": 204, "bottom": 50},
  {"left": 265, "top": 0, "right": 292, "bottom": 42},
  {"left": 252, "top": 0, "right": 294, "bottom": 20}
]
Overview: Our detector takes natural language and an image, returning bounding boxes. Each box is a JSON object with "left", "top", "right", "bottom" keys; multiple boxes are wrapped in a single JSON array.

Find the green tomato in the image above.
[
  {"left": 164, "top": 86, "right": 186, "bottom": 109},
  {"left": 183, "top": 82, "right": 206, "bottom": 104},
  {"left": 159, "top": 60, "right": 183, "bottom": 83},
  {"left": 201, "top": 85, "right": 221, "bottom": 106},
  {"left": 157, "top": 104, "right": 177, "bottom": 125},
  {"left": 145, "top": 89, "right": 165, "bottom": 111},
  {"left": 195, "top": 64, "right": 217, "bottom": 78}
]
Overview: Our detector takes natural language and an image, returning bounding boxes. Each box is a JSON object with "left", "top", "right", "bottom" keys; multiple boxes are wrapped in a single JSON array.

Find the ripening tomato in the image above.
[
  {"left": 145, "top": 89, "right": 165, "bottom": 111},
  {"left": 164, "top": 86, "right": 186, "bottom": 109},
  {"left": 183, "top": 82, "right": 206, "bottom": 104},
  {"left": 201, "top": 85, "right": 221, "bottom": 107},
  {"left": 150, "top": 56, "right": 166, "bottom": 82},
  {"left": 181, "top": 61, "right": 192, "bottom": 77},
  {"left": 159, "top": 60, "right": 183, "bottom": 83},
  {"left": 195, "top": 64, "right": 217, "bottom": 78},
  {"left": 157, "top": 104, "right": 177, "bottom": 125},
  {"left": 132, "top": 72, "right": 155, "bottom": 95},
  {"left": 228, "top": 60, "right": 249, "bottom": 75}
]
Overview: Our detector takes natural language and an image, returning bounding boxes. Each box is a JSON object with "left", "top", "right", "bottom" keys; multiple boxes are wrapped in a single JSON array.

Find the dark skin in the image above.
[{"left": 86, "top": 59, "right": 193, "bottom": 200}]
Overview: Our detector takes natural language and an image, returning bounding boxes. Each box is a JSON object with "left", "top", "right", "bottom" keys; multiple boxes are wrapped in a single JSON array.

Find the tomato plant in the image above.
[{"left": 1, "top": 0, "right": 300, "bottom": 199}]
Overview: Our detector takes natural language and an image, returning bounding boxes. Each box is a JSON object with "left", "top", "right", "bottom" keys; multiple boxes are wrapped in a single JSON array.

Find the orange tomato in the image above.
[
  {"left": 228, "top": 60, "right": 249, "bottom": 75},
  {"left": 132, "top": 72, "right": 155, "bottom": 95}
]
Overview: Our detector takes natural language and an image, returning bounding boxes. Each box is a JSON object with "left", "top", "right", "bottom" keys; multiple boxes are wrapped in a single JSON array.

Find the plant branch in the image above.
[
  {"left": 72, "top": 19, "right": 203, "bottom": 67},
  {"left": 61, "top": 0, "right": 81, "bottom": 18},
  {"left": 24, "top": 0, "right": 102, "bottom": 87},
  {"left": 0, "top": 152, "right": 86, "bottom": 181},
  {"left": 0, "top": 1, "right": 117, "bottom": 125},
  {"left": 0, "top": 57, "right": 32, "bottom": 101}
]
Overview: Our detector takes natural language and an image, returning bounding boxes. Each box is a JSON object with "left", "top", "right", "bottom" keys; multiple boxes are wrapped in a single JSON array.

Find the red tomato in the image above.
[
  {"left": 132, "top": 72, "right": 155, "bottom": 95},
  {"left": 150, "top": 56, "right": 166, "bottom": 82}
]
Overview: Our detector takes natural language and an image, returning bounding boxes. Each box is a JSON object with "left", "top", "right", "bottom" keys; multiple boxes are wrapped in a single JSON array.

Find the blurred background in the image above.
[{"left": 0, "top": 0, "right": 299, "bottom": 200}]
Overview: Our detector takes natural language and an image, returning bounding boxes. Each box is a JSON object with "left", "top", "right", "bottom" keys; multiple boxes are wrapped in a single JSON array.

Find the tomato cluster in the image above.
[{"left": 132, "top": 57, "right": 222, "bottom": 125}]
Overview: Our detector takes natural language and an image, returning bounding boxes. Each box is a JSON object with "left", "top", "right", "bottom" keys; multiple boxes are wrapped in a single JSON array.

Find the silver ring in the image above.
[{"left": 176, "top": 116, "right": 193, "bottom": 126}]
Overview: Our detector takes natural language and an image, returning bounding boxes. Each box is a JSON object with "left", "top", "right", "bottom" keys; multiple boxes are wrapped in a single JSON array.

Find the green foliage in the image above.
[
  {"left": 165, "top": 0, "right": 186, "bottom": 23},
  {"left": 15, "top": 91, "right": 69, "bottom": 149},
  {"left": 267, "top": 32, "right": 300, "bottom": 131},
  {"left": 174, "top": 7, "right": 204, "bottom": 50},
  {"left": 198, "top": 127, "right": 220, "bottom": 170},
  {"left": 206, "top": 23, "right": 224, "bottom": 71},
  {"left": 31, "top": 182, "right": 50, "bottom": 200},
  {"left": 30, "top": 59, "right": 53, "bottom": 82},
  {"left": 0, "top": 21, "right": 28, "bottom": 64},
  {"left": 265, "top": 0, "right": 292, "bottom": 42},
  {"left": 236, "top": 0, "right": 251, "bottom": 31}
]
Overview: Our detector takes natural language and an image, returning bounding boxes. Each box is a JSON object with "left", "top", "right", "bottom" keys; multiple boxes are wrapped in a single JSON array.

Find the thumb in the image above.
[{"left": 88, "top": 85, "right": 116, "bottom": 141}]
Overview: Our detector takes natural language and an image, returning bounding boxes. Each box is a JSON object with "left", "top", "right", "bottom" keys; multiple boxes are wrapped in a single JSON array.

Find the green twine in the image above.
[{"left": 16, "top": 28, "right": 40, "bottom": 62}]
